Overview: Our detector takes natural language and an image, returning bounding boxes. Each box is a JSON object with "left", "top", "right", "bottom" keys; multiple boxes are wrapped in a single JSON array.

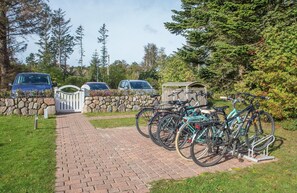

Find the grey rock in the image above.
[
  {"left": 21, "top": 107, "right": 28, "bottom": 115},
  {"left": 47, "top": 106, "right": 56, "bottom": 115},
  {"left": 18, "top": 100, "right": 25, "bottom": 108},
  {"left": 85, "top": 100, "right": 92, "bottom": 105},
  {"left": 6, "top": 107, "right": 14, "bottom": 115},
  {"left": 28, "top": 102, "right": 34, "bottom": 109},
  {"left": 107, "top": 105, "right": 112, "bottom": 112},
  {"left": 118, "top": 104, "right": 126, "bottom": 112},
  {"left": 132, "top": 105, "right": 140, "bottom": 111},
  {"left": 44, "top": 98, "right": 55, "bottom": 105},
  {"left": 5, "top": 99, "right": 14, "bottom": 106},
  {"left": 82, "top": 105, "right": 91, "bottom": 113},
  {"left": 13, "top": 108, "right": 21, "bottom": 115},
  {"left": 0, "top": 106, "right": 7, "bottom": 114},
  {"left": 29, "top": 109, "right": 38, "bottom": 115}
]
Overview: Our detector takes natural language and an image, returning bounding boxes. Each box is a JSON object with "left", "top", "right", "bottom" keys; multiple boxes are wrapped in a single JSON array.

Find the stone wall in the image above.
[
  {"left": 83, "top": 95, "right": 157, "bottom": 113},
  {"left": 0, "top": 98, "right": 56, "bottom": 116}
]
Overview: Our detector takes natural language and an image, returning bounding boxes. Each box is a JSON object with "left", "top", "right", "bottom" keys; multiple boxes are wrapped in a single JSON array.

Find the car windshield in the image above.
[
  {"left": 88, "top": 83, "right": 109, "bottom": 90},
  {"left": 130, "top": 81, "right": 152, "bottom": 89},
  {"left": 15, "top": 74, "right": 50, "bottom": 85}
]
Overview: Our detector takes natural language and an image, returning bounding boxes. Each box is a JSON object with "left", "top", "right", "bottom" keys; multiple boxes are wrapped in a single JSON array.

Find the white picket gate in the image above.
[{"left": 54, "top": 85, "right": 85, "bottom": 113}]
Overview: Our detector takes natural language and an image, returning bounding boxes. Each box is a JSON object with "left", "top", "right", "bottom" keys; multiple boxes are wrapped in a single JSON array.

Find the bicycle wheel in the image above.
[
  {"left": 157, "top": 113, "right": 180, "bottom": 151},
  {"left": 148, "top": 112, "right": 165, "bottom": 146},
  {"left": 245, "top": 111, "right": 275, "bottom": 152},
  {"left": 175, "top": 123, "right": 198, "bottom": 160},
  {"left": 191, "top": 126, "right": 229, "bottom": 167},
  {"left": 135, "top": 107, "right": 154, "bottom": 138}
]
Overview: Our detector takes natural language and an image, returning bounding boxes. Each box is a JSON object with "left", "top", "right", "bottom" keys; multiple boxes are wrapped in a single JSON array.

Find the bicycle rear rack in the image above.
[{"left": 243, "top": 135, "right": 275, "bottom": 162}]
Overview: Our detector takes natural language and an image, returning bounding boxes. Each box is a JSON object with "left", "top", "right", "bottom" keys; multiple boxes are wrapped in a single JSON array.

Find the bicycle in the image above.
[
  {"left": 156, "top": 91, "right": 210, "bottom": 151},
  {"left": 190, "top": 93, "right": 275, "bottom": 167},
  {"left": 135, "top": 94, "right": 161, "bottom": 138},
  {"left": 147, "top": 89, "right": 187, "bottom": 146}
]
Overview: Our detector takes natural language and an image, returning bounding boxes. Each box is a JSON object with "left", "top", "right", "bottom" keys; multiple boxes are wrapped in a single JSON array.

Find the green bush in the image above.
[{"left": 0, "top": 90, "right": 10, "bottom": 98}]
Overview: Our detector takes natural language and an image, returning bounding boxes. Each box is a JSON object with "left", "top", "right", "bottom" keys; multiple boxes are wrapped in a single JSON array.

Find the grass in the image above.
[
  {"left": 84, "top": 111, "right": 137, "bottom": 117},
  {"left": 90, "top": 117, "right": 135, "bottom": 128},
  {"left": 0, "top": 116, "right": 56, "bottom": 193},
  {"left": 150, "top": 122, "right": 297, "bottom": 193}
]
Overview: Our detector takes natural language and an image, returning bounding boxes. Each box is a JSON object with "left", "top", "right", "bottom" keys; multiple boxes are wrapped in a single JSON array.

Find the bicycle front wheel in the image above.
[
  {"left": 135, "top": 107, "right": 154, "bottom": 138},
  {"left": 245, "top": 111, "right": 275, "bottom": 152},
  {"left": 191, "top": 126, "right": 228, "bottom": 167},
  {"left": 157, "top": 113, "right": 180, "bottom": 151},
  {"left": 175, "top": 123, "right": 198, "bottom": 160}
]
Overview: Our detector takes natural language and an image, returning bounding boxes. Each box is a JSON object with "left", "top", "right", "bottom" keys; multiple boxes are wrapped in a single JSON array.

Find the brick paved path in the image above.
[{"left": 55, "top": 113, "right": 253, "bottom": 193}]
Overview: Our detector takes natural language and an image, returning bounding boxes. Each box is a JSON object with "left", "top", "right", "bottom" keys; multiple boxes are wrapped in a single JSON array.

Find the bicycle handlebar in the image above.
[
  {"left": 239, "top": 92, "right": 269, "bottom": 100},
  {"left": 168, "top": 89, "right": 183, "bottom": 97}
]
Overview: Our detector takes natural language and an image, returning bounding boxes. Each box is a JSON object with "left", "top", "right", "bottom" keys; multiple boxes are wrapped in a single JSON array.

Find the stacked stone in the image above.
[
  {"left": 0, "top": 98, "right": 56, "bottom": 116},
  {"left": 83, "top": 95, "right": 155, "bottom": 113}
]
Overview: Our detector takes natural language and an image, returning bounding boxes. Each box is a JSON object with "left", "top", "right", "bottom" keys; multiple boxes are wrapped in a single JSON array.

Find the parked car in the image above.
[
  {"left": 10, "top": 72, "right": 56, "bottom": 98},
  {"left": 81, "top": 82, "right": 110, "bottom": 96},
  {"left": 118, "top": 80, "right": 155, "bottom": 94}
]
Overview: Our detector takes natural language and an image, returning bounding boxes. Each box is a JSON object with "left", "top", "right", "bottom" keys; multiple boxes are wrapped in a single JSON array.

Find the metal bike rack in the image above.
[{"left": 243, "top": 135, "right": 275, "bottom": 162}]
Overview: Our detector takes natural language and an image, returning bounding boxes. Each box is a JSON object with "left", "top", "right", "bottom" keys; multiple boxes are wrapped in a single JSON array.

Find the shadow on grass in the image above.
[{"left": 269, "top": 135, "right": 285, "bottom": 153}]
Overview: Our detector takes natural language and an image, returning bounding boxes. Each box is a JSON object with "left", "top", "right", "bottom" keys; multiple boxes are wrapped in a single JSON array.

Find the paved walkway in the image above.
[{"left": 55, "top": 113, "right": 253, "bottom": 193}]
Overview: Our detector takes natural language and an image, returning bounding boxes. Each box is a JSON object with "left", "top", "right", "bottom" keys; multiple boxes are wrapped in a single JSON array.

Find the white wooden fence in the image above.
[{"left": 54, "top": 85, "right": 85, "bottom": 113}]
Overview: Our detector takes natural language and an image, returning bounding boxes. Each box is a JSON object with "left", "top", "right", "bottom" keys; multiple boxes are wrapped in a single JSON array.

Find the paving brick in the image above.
[{"left": 55, "top": 113, "right": 254, "bottom": 193}]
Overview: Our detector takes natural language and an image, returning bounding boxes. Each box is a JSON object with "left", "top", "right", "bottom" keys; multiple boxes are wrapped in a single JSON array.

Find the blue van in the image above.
[{"left": 10, "top": 72, "right": 56, "bottom": 98}]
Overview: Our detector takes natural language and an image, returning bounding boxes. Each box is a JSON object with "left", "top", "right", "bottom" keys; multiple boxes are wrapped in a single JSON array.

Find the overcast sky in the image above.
[{"left": 20, "top": 0, "right": 185, "bottom": 66}]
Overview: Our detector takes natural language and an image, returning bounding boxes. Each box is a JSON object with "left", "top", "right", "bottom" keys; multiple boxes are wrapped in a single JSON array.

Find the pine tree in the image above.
[
  {"left": 143, "top": 43, "right": 158, "bottom": 70},
  {"left": 237, "top": 2, "right": 297, "bottom": 119},
  {"left": 0, "top": 0, "right": 47, "bottom": 89},
  {"left": 75, "top": 25, "right": 85, "bottom": 74},
  {"left": 50, "top": 8, "right": 73, "bottom": 67},
  {"left": 35, "top": 4, "right": 53, "bottom": 68},
  {"left": 89, "top": 50, "right": 100, "bottom": 82},
  {"left": 97, "top": 24, "right": 109, "bottom": 68},
  {"left": 165, "top": 1, "right": 270, "bottom": 91},
  {"left": 50, "top": 8, "right": 74, "bottom": 80}
]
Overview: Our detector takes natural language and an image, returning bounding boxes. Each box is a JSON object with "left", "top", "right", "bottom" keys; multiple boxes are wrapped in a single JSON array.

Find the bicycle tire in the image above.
[
  {"left": 135, "top": 107, "right": 154, "bottom": 138},
  {"left": 148, "top": 112, "right": 166, "bottom": 146},
  {"left": 157, "top": 113, "right": 180, "bottom": 151},
  {"left": 175, "top": 123, "right": 196, "bottom": 160},
  {"left": 191, "top": 126, "right": 229, "bottom": 167},
  {"left": 245, "top": 111, "right": 275, "bottom": 152}
]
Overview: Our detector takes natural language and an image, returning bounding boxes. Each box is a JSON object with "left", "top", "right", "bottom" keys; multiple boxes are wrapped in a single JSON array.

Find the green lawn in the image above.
[
  {"left": 90, "top": 116, "right": 146, "bottom": 128},
  {"left": 150, "top": 123, "right": 297, "bottom": 193},
  {"left": 84, "top": 111, "right": 137, "bottom": 117},
  {"left": 0, "top": 116, "right": 56, "bottom": 193}
]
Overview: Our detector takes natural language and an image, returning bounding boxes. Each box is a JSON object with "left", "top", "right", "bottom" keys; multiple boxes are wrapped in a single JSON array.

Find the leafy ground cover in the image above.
[
  {"left": 0, "top": 116, "right": 56, "bottom": 193},
  {"left": 150, "top": 122, "right": 297, "bottom": 193}
]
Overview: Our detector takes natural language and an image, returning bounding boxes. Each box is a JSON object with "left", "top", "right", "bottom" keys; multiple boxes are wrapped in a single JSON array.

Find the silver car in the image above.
[{"left": 118, "top": 80, "right": 155, "bottom": 94}]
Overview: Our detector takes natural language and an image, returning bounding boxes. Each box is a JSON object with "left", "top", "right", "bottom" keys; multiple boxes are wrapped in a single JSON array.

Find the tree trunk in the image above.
[{"left": 0, "top": 9, "right": 10, "bottom": 90}]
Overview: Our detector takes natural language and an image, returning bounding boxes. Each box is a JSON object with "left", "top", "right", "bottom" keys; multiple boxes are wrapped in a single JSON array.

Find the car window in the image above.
[
  {"left": 119, "top": 81, "right": 124, "bottom": 88},
  {"left": 123, "top": 81, "right": 129, "bottom": 88},
  {"left": 130, "top": 81, "right": 151, "bottom": 89},
  {"left": 88, "top": 83, "right": 109, "bottom": 90},
  {"left": 15, "top": 74, "right": 50, "bottom": 85}
]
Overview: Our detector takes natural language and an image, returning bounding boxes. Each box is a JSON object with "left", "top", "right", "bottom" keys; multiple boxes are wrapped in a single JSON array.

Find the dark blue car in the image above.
[{"left": 10, "top": 72, "right": 56, "bottom": 98}]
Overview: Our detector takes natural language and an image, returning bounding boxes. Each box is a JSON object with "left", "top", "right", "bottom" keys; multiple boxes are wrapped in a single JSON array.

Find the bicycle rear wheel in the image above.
[
  {"left": 135, "top": 107, "right": 154, "bottom": 138},
  {"left": 245, "top": 111, "right": 275, "bottom": 152},
  {"left": 157, "top": 113, "right": 180, "bottom": 151},
  {"left": 191, "top": 127, "right": 228, "bottom": 167}
]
